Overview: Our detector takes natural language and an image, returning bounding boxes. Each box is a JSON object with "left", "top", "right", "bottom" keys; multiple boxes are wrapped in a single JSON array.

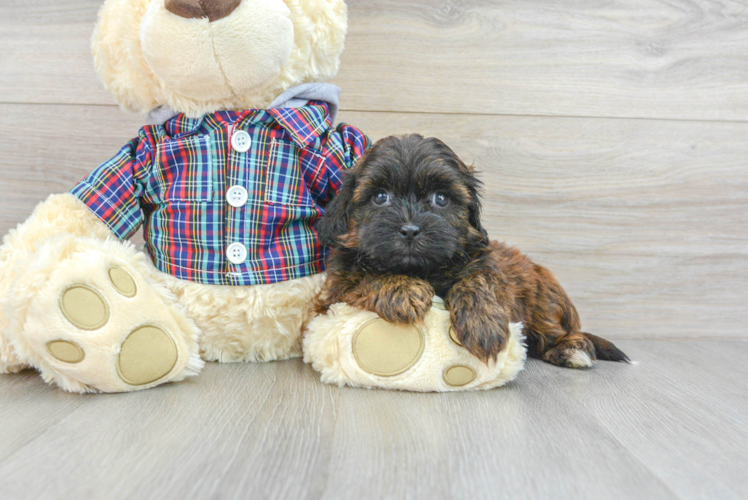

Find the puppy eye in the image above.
[
  {"left": 431, "top": 193, "right": 449, "bottom": 208},
  {"left": 373, "top": 191, "right": 390, "bottom": 206}
]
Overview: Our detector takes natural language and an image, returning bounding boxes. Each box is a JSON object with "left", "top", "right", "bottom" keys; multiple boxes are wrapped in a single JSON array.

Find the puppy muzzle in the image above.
[{"left": 360, "top": 210, "right": 458, "bottom": 274}]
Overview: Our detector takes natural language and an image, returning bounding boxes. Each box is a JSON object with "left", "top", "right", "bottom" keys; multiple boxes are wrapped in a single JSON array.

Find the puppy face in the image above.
[{"left": 317, "top": 134, "right": 487, "bottom": 275}]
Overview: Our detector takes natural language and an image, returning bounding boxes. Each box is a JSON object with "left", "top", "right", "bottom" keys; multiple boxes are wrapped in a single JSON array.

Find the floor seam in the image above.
[{"left": 1, "top": 101, "right": 748, "bottom": 125}]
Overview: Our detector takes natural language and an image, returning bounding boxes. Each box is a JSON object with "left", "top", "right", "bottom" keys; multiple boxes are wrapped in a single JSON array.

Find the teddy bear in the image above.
[{"left": 0, "top": 0, "right": 526, "bottom": 393}]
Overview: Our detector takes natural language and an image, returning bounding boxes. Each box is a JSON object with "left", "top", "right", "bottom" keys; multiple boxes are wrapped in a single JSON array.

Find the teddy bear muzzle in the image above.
[
  {"left": 165, "top": 0, "right": 242, "bottom": 22},
  {"left": 140, "top": 0, "right": 294, "bottom": 101}
]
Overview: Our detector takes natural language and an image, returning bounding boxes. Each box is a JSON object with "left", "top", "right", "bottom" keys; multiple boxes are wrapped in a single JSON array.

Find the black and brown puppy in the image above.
[{"left": 315, "top": 134, "right": 629, "bottom": 368}]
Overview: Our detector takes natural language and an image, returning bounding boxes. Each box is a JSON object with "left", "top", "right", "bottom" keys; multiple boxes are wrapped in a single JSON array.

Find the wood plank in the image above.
[
  {"left": 339, "top": 110, "right": 748, "bottom": 340},
  {"left": 323, "top": 359, "right": 676, "bottom": 500},
  {"left": 1, "top": 0, "right": 748, "bottom": 121},
  {"left": 336, "top": 0, "right": 748, "bottom": 120},
  {"left": 0, "top": 104, "right": 144, "bottom": 239},
  {"left": 0, "top": 360, "right": 340, "bottom": 499},
  {"left": 2, "top": 103, "right": 745, "bottom": 339},
  {"left": 0, "top": 369, "right": 88, "bottom": 463},
  {"left": 548, "top": 340, "right": 748, "bottom": 500},
  {"left": 0, "top": 0, "right": 109, "bottom": 105},
  {"left": 0, "top": 340, "right": 746, "bottom": 499}
]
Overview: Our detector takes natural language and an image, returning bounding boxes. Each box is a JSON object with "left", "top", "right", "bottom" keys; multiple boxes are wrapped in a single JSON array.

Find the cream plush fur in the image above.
[
  {"left": 0, "top": 195, "right": 204, "bottom": 392},
  {"left": 93, "top": 0, "right": 347, "bottom": 117},
  {"left": 304, "top": 302, "right": 526, "bottom": 392},
  {"left": 0, "top": 0, "right": 525, "bottom": 394},
  {"left": 0, "top": 0, "right": 346, "bottom": 393}
]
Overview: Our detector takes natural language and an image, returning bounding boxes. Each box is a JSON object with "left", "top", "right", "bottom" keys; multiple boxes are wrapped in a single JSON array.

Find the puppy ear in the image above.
[
  {"left": 468, "top": 197, "right": 488, "bottom": 239},
  {"left": 316, "top": 171, "right": 358, "bottom": 247},
  {"left": 432, "top": 137, "right": 489, "bottom": 241},
  {"left": 465, "top": 171, "right": 488, "bottom": 240}
]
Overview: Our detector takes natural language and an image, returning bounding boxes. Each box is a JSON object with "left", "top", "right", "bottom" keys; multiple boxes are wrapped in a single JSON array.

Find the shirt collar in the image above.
[
  {"left": 267, "top": 101, "right": 332, "bottom": 148},
  {"left": 161, "top": 101, "right": 332, "bottom": 149}
]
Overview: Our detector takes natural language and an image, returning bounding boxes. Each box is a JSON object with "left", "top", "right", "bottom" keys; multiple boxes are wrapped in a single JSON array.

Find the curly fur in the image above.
[{"left": 316, "top": 134, "right": 630, "bottom": 368}]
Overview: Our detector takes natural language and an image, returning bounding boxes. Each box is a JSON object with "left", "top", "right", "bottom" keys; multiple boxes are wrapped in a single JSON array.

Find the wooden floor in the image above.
[
  {"left": 0, "top": 340, "right": 746, "bottom": 500},
  {"left": 1, "top": 1, "right": 747, "bottom": 499}
]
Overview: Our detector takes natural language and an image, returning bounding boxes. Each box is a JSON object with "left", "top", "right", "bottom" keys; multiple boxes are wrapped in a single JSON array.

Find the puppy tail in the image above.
[{"left": 583, "top": 332, "right": 631, "bottom": 363}]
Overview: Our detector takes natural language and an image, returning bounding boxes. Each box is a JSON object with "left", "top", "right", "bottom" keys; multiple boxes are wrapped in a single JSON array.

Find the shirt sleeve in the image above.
[
  {"left": 70, "top": 129, "right": 154, "bottom": 240},
  {"left": 317, "top": 124, "right": 371, "bottom": 205},
  {"left": 337, "top": 123, "right": 371, "bottom": 170}
]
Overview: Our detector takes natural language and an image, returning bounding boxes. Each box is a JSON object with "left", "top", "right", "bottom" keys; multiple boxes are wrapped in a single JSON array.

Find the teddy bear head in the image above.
[{"left": 93, "top": 0, "right": 347, "bottom": 117}]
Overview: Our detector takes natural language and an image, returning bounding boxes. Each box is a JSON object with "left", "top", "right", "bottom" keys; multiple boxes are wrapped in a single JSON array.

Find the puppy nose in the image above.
[
  {"left": 399, "top": 224, "right": 421, "bottom": 240},
  {"left": 165, "top": 0, "right": 241, "bottom": 22}
]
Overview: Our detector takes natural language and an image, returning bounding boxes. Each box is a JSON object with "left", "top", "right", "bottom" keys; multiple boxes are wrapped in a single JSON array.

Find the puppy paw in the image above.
[
  {"left": 542, "top": 334, "right": 596, "bottom": 369},
  {"left": 450, "top": 311, "right": 508, "bottom": 363},
  {"left": 373, "top": 280, "right": 434, "bottom": 324}
]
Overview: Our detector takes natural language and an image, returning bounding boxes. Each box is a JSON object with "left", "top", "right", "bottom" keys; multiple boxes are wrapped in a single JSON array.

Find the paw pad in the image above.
[
  {"left": 46, "top": 340, "right": 85, "bottom": 364},
  {"left": 117, "top": 325, "right": 178, "bottom": 386},
  {"left": 108, "top": 267, "right": 137, "bottom": 297},
  {"left": 448, "top": 326, "right": 462, "bottom": 346},
  {"left": 443, "top": 365, "right": 477, "bottom": 387},
  {"left": 352, "top": 319, "right": 425, "bottom": 377},
  {"left": 60, "top": 285, "right": 110, "bottom": 330}
]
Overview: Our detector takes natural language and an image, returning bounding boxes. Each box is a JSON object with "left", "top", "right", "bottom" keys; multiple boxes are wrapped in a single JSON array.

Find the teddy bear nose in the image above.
[{"left": 165, "top": 0, "right": 242, "bottom": 22}]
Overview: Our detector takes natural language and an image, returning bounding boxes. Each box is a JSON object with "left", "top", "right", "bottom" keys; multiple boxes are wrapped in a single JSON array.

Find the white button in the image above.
[
  {"left": 231, "top": 130, "right": 251, "bottom": 153},
  {"left": 226, "top": 185, "right": 248, "bottom": 208},
  {"left": 226, "top": 243, "right": 247, "bottom": 265}
]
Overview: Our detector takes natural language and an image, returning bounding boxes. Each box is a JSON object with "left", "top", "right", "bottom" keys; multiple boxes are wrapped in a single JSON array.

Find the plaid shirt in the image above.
[{"left": 71, "top": 102, "right": 370, "bottom": 286}]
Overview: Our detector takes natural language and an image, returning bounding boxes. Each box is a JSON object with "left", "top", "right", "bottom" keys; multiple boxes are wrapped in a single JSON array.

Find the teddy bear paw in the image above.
[
  {"left": 12, "top": 239, "right": 203, "bottom": 393},
  {"left": 304, "top": 297, "right": 528, "bottom": 392},
  {"left": 54, "top": 276, "right": 178, "bottom": 384}
]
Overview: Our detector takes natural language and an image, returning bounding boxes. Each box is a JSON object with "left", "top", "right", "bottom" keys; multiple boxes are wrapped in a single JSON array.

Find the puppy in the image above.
[{"left": 315, "top": 134, "right": 629, "bottom": 368}]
